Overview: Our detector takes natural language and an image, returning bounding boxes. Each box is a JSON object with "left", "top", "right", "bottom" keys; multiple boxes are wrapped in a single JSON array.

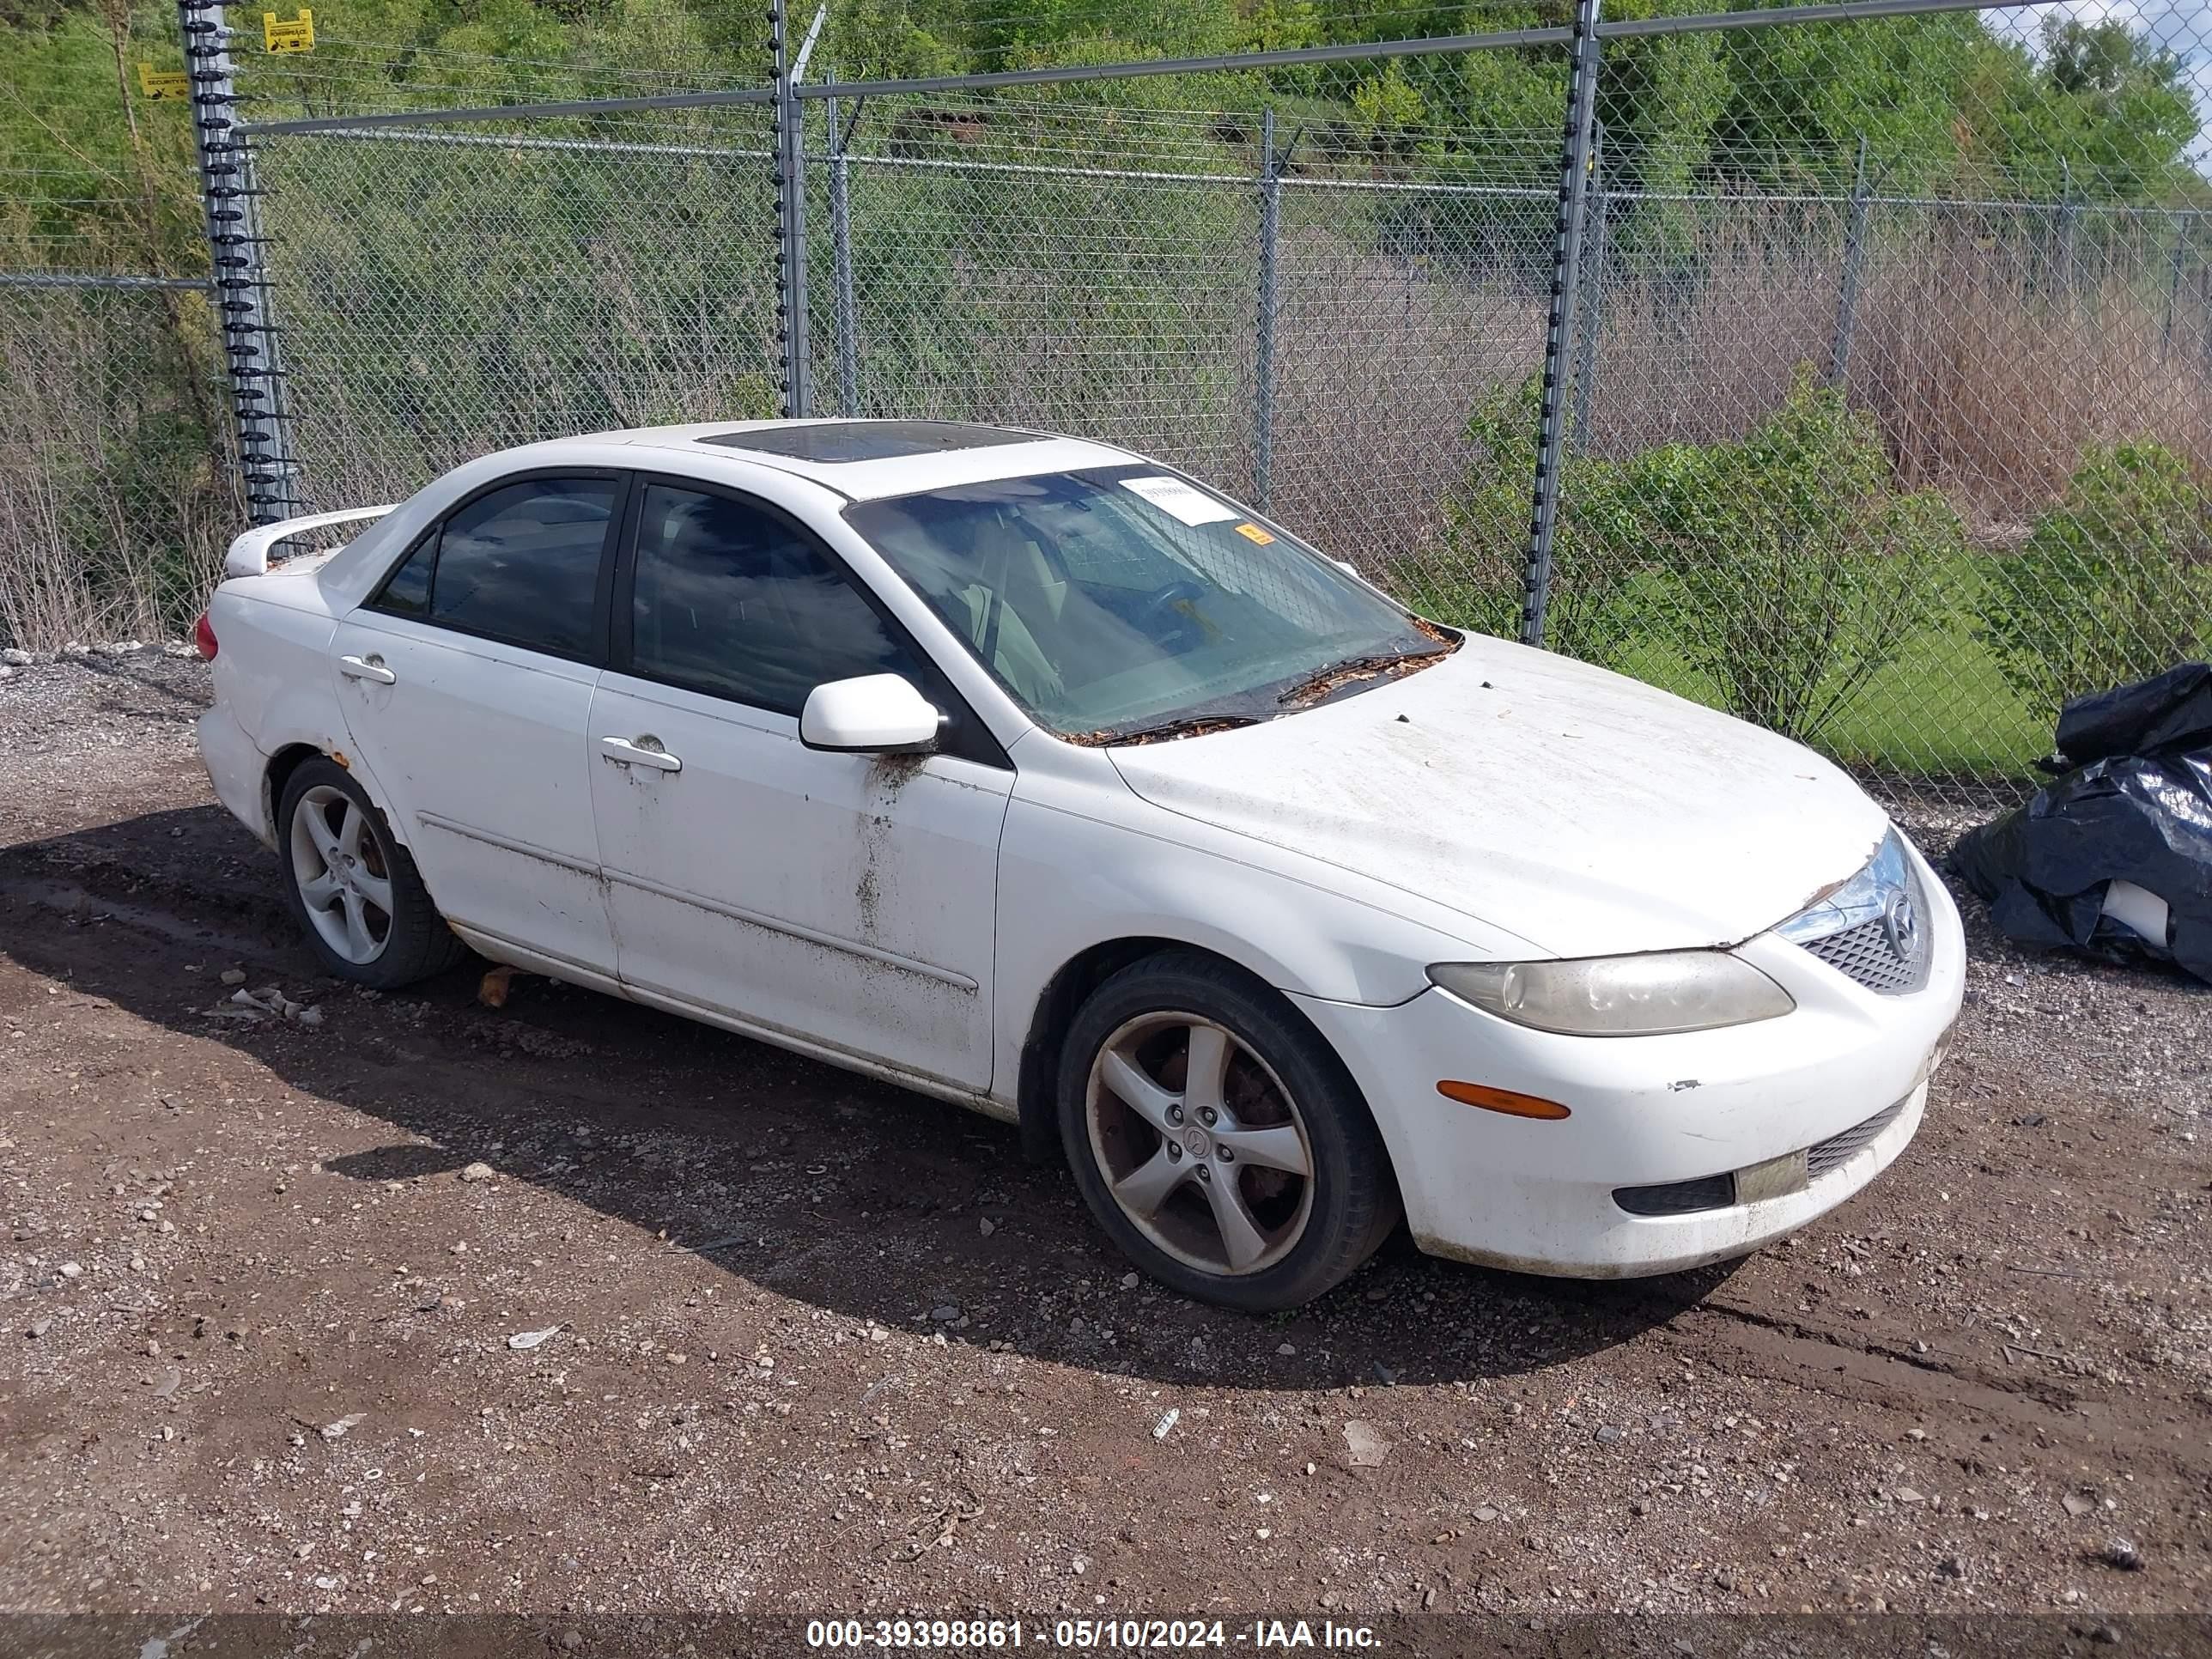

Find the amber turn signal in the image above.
[{"left": 1436, "top": 1080, "right": 1571, "bottom": 1120}]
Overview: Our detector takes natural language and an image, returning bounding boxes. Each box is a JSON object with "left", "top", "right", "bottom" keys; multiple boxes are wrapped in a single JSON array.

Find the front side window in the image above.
[
  {"left": 844, "top": 465, "right": 1449, "bottom": 740},
  {"left": 368, "top": 476, "right": 615, "bottom": 659},
  {"left": 628, "top": 484, "right": 917, "bottom": 714}
]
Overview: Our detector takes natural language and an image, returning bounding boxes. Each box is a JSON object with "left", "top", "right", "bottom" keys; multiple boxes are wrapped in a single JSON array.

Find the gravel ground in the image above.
[{"left": 2, "top": 656, "right": 2209, "bottom": 1625}]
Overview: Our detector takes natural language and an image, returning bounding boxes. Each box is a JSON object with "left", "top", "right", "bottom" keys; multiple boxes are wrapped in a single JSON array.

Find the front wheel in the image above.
[
  {"left": 1056, "top": 952, "right": 1399, "bottom": 1311},
  {"left": 276, "top": 757, "right": 466, "bottom": 988}
]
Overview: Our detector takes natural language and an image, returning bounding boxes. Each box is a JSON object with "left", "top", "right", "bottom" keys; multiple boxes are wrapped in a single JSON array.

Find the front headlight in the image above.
[{"left": 1427, "top": 951, "right": 1796, "bottom": 1036}]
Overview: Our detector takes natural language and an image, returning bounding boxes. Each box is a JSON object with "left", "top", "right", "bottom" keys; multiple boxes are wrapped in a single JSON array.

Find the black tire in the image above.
[
  {"left": 1056, "top": 951, "right": 1400, "bottom": 1312},
  {"left": 275, "top": 757, "right": 468, "bottom": 989}
]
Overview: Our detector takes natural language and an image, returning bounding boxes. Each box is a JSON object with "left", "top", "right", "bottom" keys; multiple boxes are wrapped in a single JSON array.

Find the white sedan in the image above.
[{"left": 197, "top": 419, "right": 1963, "bottom": 1310}]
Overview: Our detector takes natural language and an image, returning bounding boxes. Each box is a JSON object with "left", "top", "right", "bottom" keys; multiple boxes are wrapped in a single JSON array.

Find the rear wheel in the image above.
[
  {"left": 276, "top": 757, "right": 465, "bottom": 988},
  {"left": 1057, "top": 952, "right": 1398, "bottom": 1311}
]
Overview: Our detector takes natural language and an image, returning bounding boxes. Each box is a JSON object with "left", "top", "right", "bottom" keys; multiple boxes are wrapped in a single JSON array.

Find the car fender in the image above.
[
  {"left": 989, "top": 754, "right": 1541, "bottom": 1118},
  {"left": 207, "top": 583, "right": 406, "bottom": 848}
]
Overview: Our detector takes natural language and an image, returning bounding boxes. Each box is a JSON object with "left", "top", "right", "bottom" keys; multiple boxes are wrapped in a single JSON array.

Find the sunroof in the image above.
[{"left": 698, "top": 420, "right": 1035, "bottom": 463}]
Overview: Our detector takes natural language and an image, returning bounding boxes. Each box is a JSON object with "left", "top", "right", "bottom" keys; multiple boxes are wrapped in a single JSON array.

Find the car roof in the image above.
[{"left": 596, "top": 418, "right": 1146, "bottom": 501}]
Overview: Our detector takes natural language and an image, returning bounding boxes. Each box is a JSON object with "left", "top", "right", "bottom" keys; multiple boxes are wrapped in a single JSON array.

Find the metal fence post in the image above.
[
  {"left": 1569, "top": 120, "right": 1606, "bottom": 457},
  {"left": 2055, "top": 156, "right": 2076, "bottom": 298},
  {"left": 827, "top": 73, "right": 860, "bottom": 416},
  {"left": 2199, "top": 216, "right": 2212, "bottom": 377},
  {"left": 771, "top": 0, "right": 813, "bottom": 418},
  {"left": 1254, "top": 107, "right": 1284, "bottom": 514},
  {"left": 2163, "top": 213, "right": 2186, "bottom": 364},
  {"left": 1828, "top": 133, "right": 1869, "bottom": 389},
  {"left": 179, "top": 0, "right": 301, "bottom": 522},
  {"left": 1521, "top": 0, "right": 1602, "bottom": 650}
]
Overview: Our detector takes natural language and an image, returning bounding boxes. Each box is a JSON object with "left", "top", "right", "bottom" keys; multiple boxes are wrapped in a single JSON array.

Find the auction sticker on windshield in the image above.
[{"left": 1120, "top": 475, "right": 1240, "bottom": 526}]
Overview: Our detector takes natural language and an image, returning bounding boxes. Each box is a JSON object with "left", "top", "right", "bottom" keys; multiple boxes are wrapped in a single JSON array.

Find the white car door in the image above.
[
  {"left": 330, "top": 471, "right": 623, "bottom": 979},
  {"left": 586, "top": 478, "right": 1012, "bottom": 1093}
]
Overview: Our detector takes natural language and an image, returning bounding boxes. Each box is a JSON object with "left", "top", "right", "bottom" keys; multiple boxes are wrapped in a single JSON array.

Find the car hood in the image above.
[{"left": 1107, "top": 637, "right": 1890, "bottom": 959}]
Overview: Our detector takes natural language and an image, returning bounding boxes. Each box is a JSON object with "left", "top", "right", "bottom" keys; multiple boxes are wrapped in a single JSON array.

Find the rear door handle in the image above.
[
  {"left": 338, "top": 654, "right": 397, "bottom": 685},
  {"left": 600, "top": 735, "right": 682, "bottom": 773}
]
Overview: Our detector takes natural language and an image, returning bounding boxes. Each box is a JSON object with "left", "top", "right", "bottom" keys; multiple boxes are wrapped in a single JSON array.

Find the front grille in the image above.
[
  {"left": 1779, "top": 830, "right": 1936, "bottom": 997},
  {"left": 1613, "top": 1172, "right": 1736, "bottom": 1217},
  {"left": 1808, "top": 1097, "right": 1907, "bottom": 1181},
  {"left": 1799, "top": 870, "right": 1933, "bottom": 996}
]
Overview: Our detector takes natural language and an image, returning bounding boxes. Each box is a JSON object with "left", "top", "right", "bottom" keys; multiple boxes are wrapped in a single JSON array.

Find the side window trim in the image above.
[
  {"left": 607, "top": 470, "right": 650, "bottom": 674},
  {"left": 612, "top": 472, "right": 1010, "bottom": 772},
  {"left": 356, "top": 467, "right": 633, "bottom": 668}
]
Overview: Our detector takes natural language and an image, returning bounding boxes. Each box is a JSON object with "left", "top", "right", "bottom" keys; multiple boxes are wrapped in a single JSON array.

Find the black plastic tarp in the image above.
[{"left": 1951, "top": 663, "right": 2212, "bottom": 985}]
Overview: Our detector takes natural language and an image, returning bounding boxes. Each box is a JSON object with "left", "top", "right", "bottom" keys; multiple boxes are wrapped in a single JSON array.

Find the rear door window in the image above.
[{"left": 368, "top": 476, "right": 617, "bottom": 660}]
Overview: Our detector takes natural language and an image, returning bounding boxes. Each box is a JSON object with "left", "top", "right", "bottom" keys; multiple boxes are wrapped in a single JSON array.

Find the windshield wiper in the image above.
[
  {"left": 1274, "top": 646, "right": 1451, "bottom": 707},
  {"left": 1079, "top": 712, "right": 1264, "bottom": 747}
]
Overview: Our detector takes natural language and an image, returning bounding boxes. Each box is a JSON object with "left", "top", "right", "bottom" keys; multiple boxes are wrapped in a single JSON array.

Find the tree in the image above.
[{"left": 2045, "top": 16, "right": 2182, "bottom": 98}]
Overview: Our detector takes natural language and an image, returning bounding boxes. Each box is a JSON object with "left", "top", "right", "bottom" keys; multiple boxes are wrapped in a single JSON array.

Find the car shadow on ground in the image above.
[{"left": 0, "top": 804, "right": 1741, "bottom": 1390}]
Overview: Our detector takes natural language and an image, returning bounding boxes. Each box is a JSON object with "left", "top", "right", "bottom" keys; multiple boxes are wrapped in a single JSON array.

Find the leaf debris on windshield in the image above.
[
  {"left": 1063, "top": 715, "right": 1263, "bottom": 748},
  {"left": 1273, "top": 640, "right": 1458, "bottom": 708}
]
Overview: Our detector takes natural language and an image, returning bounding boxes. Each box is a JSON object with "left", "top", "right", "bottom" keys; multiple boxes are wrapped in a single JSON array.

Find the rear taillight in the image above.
[{"left": 193, "top": 611, "right": 218, "bottom": 661}]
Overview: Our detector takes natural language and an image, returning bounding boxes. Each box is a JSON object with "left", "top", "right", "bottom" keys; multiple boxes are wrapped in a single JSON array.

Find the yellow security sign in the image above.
[
  {"left": 263, "top": 8, "right": 315, "bottom": 52},
  {"left": 137, "top": 62, "right": 191, "bottom": 99}
]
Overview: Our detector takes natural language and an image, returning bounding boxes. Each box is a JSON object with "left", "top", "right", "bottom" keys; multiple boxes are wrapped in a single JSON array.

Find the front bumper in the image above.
[{"left": 1291, "top": 848, "right": 1965, "bottom": 1279}]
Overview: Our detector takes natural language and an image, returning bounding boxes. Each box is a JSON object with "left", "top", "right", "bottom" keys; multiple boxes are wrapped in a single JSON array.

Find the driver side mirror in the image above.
[{"left": 799, "top": 674, "right": 944, "bottom": 756}]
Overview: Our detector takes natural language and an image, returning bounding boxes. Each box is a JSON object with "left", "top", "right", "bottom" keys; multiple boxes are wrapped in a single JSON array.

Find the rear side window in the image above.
[
  {"left": 374, "top": 533, "right": 434, "bottom": 617},
  {"left": 628, "top": 483, "right": 917, "bottom": 714},
  {"left": 368, "top": 477, "right": 616, "bottom": 659}
]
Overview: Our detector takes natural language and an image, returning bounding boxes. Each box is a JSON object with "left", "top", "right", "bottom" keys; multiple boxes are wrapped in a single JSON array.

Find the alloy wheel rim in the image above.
[
  {"left": 1085, "top": 1012, "right": 1316, "bottom": 1277},
  {"left": 289, "top": 785, "right": 393, "bottom": 965}
]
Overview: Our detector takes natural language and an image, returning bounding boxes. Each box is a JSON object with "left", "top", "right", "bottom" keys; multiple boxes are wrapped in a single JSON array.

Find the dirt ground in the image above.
[{"left": 3, "top": 654, "right": 2210, "bottom": 1626}]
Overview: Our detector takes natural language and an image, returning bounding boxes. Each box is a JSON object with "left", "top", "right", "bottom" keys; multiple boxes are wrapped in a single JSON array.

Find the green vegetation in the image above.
[
  {"left": 1422, "top": 367, "right": 1966, "bottom": 745},
  {"left": 1609, "top": 567, "right": 2055, "bottom": 781},
  {"left": 4, "top": 0, "right": 2209, "bottom": 785},
  {"left": 1976, "top": 441, "right": 2212, "bottom": 729},
  {"left": 1422, "top": 376, "right": 1619, "bottom": 663},
  {"left": 1628, "top": 371, "right": 1964, "bottom": 744},
  {"left": 1408, "top": 548, "right": 2058, "bottom": 783},
  {"left": 6, "top": 0, "right": 2207, "bottom": 260},
  {"left": 1413, "top": 367, "right": 2212, "bottom": 781}
]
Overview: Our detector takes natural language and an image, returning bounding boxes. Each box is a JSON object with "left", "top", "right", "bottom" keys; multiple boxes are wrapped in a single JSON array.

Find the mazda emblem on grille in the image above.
[
  {"left": 1781, "top": 832, "right": 1934, "bottom": 997},
  {"left": 1882, "top": 890, "right": 1919, "bottom": 960}
]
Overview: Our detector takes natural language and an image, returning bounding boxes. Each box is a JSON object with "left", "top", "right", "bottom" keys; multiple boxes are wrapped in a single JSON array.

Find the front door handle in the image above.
[
  {"left": 600, "top": 735, "right": 682, "bottom": 773},
  {"left": 338, "top": 654, "right": 397, "bottom": 685}
]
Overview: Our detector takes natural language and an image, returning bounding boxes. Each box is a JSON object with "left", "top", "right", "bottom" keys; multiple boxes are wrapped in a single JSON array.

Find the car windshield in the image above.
[{"left": 843, "top": 465, "right": 1451, "bottom": 741}]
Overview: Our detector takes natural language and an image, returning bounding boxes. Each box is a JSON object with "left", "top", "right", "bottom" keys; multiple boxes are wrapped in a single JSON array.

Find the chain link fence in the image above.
[
  {"left": 1500, "top": 132, "right": 2212, "bottom": 801},
  {"left": 10, "top": 0, "right": 2211, "bottom": 809},
  {"left": 1, "top": 147, "right": 237, "bottom": 652},
  {"left": 806, "top": 96, "right": 1267, "bottom": 495},
  {"left": 0, "top": 0, "right": 244, "bottom": 653},
  {"left": 0, "top": 269, "right": 237, "bottom": 652},
  {"left": 254, "top": 115, "right": 784, "bottom": 512}
]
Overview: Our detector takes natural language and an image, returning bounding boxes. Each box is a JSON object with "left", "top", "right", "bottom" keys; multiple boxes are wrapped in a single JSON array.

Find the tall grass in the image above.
[
  {"left": 1268, "top": 209, "right": 1547, "bottom": 558},
  {"left": 1568, "top": 198, "right": 2212, "bottom": 538},
  {"left": 1341, "top": 196, "right": 2212, "bottom": 783},
  {"left": 0, "top": 284, "right": 235, "bottom": 650},
  {"left": 1851, "top": 246, "right": 2212, "bottom": 527}
]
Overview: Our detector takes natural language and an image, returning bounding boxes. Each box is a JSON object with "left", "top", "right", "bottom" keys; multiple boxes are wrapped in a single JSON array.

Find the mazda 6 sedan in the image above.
[{"left": 196, "top": 418, "right": 1963, "bottom": 1310}]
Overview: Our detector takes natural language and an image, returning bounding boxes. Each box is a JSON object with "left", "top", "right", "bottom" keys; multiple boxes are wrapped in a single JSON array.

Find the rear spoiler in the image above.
[{"left": 224, "top": 505, "right": 398, "bottom": 580}]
